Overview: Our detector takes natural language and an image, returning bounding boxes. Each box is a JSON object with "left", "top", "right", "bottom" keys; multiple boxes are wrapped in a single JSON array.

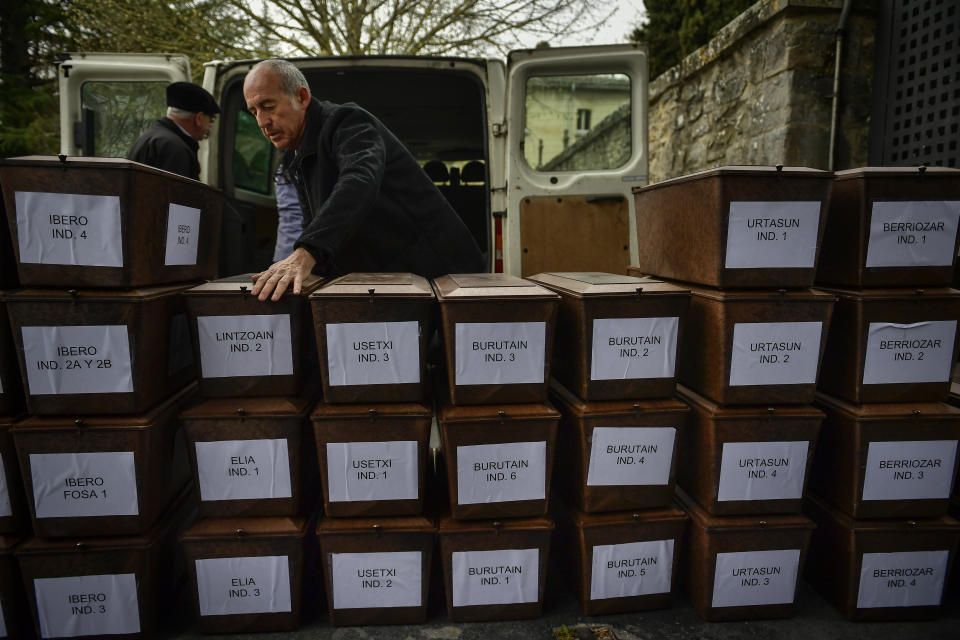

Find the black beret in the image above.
[{"left": 166, "top": 82, "right": 220, "bottom": 115}]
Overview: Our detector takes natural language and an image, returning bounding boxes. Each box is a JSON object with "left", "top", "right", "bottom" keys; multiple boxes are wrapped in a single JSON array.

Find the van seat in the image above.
[{"left": 423, "top": 160, "right": 449, "bottom": 184}]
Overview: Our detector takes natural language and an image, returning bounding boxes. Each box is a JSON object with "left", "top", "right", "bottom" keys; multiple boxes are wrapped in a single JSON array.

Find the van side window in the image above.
[
  {"left": 523, "top": 74, "right": 631, "bottom": 172},
  {"left": 233, "top": 110, "right": 273, "bottom": 194},
  {"left": 80, "top": 81, "right": 167, "bottom": 158}
]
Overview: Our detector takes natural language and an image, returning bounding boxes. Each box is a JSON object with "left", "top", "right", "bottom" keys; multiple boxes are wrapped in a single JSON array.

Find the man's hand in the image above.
[{"left": 251, "top": 246, "right": 317, "bottom": 301}]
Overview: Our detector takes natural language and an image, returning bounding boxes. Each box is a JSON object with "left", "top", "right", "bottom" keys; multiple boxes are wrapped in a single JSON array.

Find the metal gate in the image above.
[{"left": 870, "top": 0, "right": 960, "bottom": 168}]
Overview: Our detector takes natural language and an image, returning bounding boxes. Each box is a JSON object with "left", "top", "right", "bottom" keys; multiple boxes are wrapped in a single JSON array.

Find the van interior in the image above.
[{"left": 219, "top": 63, "right": 490, "bottom": 275}]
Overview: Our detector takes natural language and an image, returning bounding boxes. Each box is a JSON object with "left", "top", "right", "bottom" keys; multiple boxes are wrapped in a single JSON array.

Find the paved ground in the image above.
[{"left": 158, "top": 565, "right": 960, "bottom": 640}]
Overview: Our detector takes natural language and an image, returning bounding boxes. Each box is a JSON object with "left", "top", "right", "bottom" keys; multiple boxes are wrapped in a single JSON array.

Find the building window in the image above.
[{"left": 576, "top": 108, "right": 592, "bottom": 133}]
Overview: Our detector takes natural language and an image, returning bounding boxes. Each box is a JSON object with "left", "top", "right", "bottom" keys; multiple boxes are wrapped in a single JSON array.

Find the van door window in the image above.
[
  {"left": 232, "top": 110, "right": 273, "bottom": 194},
  {"left": 523, "top": 73, "right": 631, "bottom": 171},
  {"left": 80, "top": 81, "right": 167, "bottom": 158}
]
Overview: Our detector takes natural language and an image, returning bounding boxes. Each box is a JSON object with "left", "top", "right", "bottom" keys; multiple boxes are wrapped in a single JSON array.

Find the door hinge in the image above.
[{"left": 492, "top": 122, "right": 507, "bottom": 137}]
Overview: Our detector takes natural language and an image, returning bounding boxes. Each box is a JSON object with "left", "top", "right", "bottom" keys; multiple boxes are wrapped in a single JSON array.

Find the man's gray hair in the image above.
[
  {"left": 167, "top": 106, "right": 196, "bottom": 120},
  {"left": 252, "top": 59, "right": 311, "bottom": 99}
]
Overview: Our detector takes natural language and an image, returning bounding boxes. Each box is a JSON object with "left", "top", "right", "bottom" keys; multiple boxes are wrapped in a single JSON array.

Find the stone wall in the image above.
[
  {"left": 648, "top": 0, "right": 877, "bottom": 184},
  {"left": 542, "top": 103, "right": 632, "bottom": 172}
]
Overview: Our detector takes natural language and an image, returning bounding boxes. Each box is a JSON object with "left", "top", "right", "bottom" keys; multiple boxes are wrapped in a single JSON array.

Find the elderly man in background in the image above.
[
  {"left": 243, "top": 58, "right": 484, "bottom": 301},
  {"left": 128, "top": 81, "right": 220, "bottom": 180}
]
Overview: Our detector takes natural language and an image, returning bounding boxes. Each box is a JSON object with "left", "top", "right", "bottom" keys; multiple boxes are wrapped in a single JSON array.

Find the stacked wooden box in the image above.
[
  {"left": 0, "top": 155, "right": 221, "bottom": 639},
  {"left": 630, "top": 166, "right": 836, "bottom": 621}
]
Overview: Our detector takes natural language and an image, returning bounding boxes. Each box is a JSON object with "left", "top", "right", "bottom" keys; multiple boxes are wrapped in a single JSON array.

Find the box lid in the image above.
[
  {"left": 181, "top": 516, "right": 308, "bottom": 541},
  {"left": 677, "top": 385, "right": 824, "bottom": 421},
  {"left": 317, "top": 515, "right": 435, "bottom": 535},
  {"left": 806, "top": 492, "right": 960, "bottom": 533},
  {"left": 526, "top": 272, "right": 690, "bottom": 298},
  {"left": 432, "top": 274, "right": 560, "bottom": 301},
  {"left": 439, "top": 401, "right": 560, "bottom": 424},
  {"left": 438, "top": 515, "right": 554, "bottom": 533},
  {"left": 570, "top": 505, "right": 688, "bottom": 529},
  {"left": 0, "top": 155, "right": 216, "bottom": 189},
  {"left": 677, "top": 488, "right": 815, "bottom": 532},
  {"left": 631, "top": 165, "right": 831, "bottom": 194},
  {"left": 550, "top": 380, "right": 689, "bottom": 418},
  {"left": 683, "top": 282, "right": 837, "bottom": 303},
  {"left": 181, "top": 392, "right": 318, "bottom": 421},
  {"left": 833, "top": 166, "right": 960, "bottom": 181},
  {"left": 814, "top": 392, "right": 960, "bottom": 422},
  {"left": 310, "top": 272, "right": 434, "bottom": 299},
  {"left": 15, "top": 382, "right": 197, "bottom": 431},
  {"left": 185, "top": 273, "right": 323, "bottom": 297},
  {"left": 814, "top": 286, "right": 960, "bottom": 302},
  {"left": 0, "top": 535, "right": 20, "bottom": 553},
  {"left": 4, "top": 282, "right": 196, "bottom": 303},
  {"left": 310, "top": 401, "right": 431, "bottom": 421}
]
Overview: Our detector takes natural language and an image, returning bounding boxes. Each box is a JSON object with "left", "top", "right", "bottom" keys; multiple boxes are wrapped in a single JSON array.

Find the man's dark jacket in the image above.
[
  {"left": 127, "top": 117, "right": 200, "bottom": 180},
  {"left": 285, "top": 99, "right": 484, "bottom": 278}
]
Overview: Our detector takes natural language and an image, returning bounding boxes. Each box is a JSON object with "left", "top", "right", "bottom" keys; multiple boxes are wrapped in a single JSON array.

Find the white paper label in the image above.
[
  {"left": 456, "top": 441, "right": 546, "bottom": 505},
  {"left": 195, "top": 439, "right": 292, "bottom": 502},
  {"left": 35, "top": 573, "right": 140, "bottom": 637},
  {"left": 326, "top": 440, "right": 418, "bottom": 503},
  {"left": 728, "top": 322, "right": 823, "bottom": 386},
  {"left": 197, "top": 314, "right": 293, "bottom": 378},
  {"left": 454, "top": 322, "right": 546, "bottom": 385},
  {"left": 862, "top": 321, "right": 956, "bottom": 385},
  {"left": 590, "top": 539, "right": 675, "bottom": 600},
  {"left": 857, "top": 550, "right": 949, "bottom": 609},
  {"left": 717, "top": 441, "right": 810, "bottom": 502},
  {"left": 14, "top": 191, "right": 124, "bottom": 267},
  {"left": 22, "top": 325, "right": 133, "bottom": 395},
  {"left": 711, "top": 549, "right": 801, "bottom": 608},
  {"left": 331, "top": 551, "right": 422, "bottom": 610},
  {"left": 325, "top": 321, "right": 420, "bottom": 386},
  {"left": 590, "top": 317, "right": 679, "bottom": 381},
  {"left": 724, "top": 201, "right": 821, "bottom": 269},
  {"left": 195, "top": 556, "right": 292, "bottom": 616},
  {"left": 452, "top": 548, "right": 539, "bottom": 607},
  {"left": 866, "top": 201, "right": 960, "bottom": 268},
  {"left": 164, "top": 203, "right": 201, "bottom": 265},
  {"left": 0, "top": 453, "right": 10, "bottom": 518},
  {"left": 862, "top": 440, "right": 958, "bottom": 501},
  {"left": 586, "top": 427, "right": 676, "bottom": 487},
  {"left": 30, "top": 452, "right": 139, "bottom": 518}
]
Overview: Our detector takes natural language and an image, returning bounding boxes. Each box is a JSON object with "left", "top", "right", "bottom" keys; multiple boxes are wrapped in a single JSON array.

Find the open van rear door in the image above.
[
  {"left": 58, "top": 53, "right": 190, "bottom": 159},
  {"left": 503, "top": 44, "right": 648, "bottom": 276}
]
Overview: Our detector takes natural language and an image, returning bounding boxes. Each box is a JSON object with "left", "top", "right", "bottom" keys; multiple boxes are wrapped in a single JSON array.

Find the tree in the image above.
[
  {"left": 630, "top": 0, "right": 755, "bottom": 79},
  {"left": 225, "top": 0, "right": 614, "bottom": 56}
]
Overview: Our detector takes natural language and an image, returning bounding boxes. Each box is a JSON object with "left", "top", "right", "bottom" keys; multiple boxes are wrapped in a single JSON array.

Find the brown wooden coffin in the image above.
[
  {"left": 677, "top": 283, "right": 835, "bottom": 405},
  {"left": 312, "top": 400, "right": 431, "bottom": 518},
  {"left": 15, "top": 484, "right": 193, "bottom": 640},
  {"left": 0, "top": 415, "right": 29, "bottom": 536},
  {"left": 526, "top": 272, "right": 690, "bottom": 401},
  {"left": 0, "top": 156, "right": 221, "bottom": 288},
  {"left": 556, "top": 502, "right": 687, "bottom": 616},
  {"left": 184, "top": 274, "right": 323, "bottom": 398},
  {"left": 13, "top": 384, "right": 195, "bottom": 538},
  {"left": 0, "top": 535, "right": 26, "bottom": 639},
  {"left": 316, "top": 515, "right": 435, "bottom": 626},
  {"left": 5, "top": 284, "right": 197, "bottom": 415},
  {"left": 817, "top": 167, "right": 960, "bottom": 288},
  {"left": 0, "top": 300, "right": 24, "bottom": 417},
  {"left": 811, "top": 393, "right": 960, "bottom": 519},
  {"left": 180, "top": 393, "right": 319, "bottom": 519},
  {"left": 438, "top": 515, "right": 553, "bottom": 622},
  {"left": 180, "top": 516, "right": 309, "bottom": 634},
  {"left": 817, "top": 286, "right": 960, "bottom": 404},
  {"left": 632, "top": 166, "right": 833, "bottom": 289},
  {"left": 804, "top": 492, "right": 960, "bottom": 621},
  {"left": 550, "top": 381, "right": 687, "bottom": 513},
  {"left": 310, "top": 272, "right": 434, "bottom": 403},
  {"left": 433, "top": 273, "right": 559, "bottom": 405},
  {"left": 677, "top": 488, "right": 814, "bottom": 622},
  {"left": 0, "top": 197, "right": 17, "bottom": 289},
  {"left": 676, "top": 386, "right": 823, "bottom": 516},
  {"left": 438, "top": 400, "right": 559, "bottom": 520}
]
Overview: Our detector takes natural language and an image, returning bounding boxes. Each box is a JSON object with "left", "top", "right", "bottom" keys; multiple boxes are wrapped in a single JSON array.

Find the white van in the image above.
[{"left": 57, "top": 46, "right": 648, "bottom": 277}]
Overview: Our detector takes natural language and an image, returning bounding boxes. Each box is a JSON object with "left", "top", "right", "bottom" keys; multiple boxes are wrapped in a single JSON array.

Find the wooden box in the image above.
[
  {"left": 526, "top": 272, "right": 689, "bottom": 401},
  {"left": 0, "top": 415, "right": 29, "bottom": 535},
  {"left": 0, "top": 301, "right": 24, "bottom": 417},
  {"left": 631, "top": 166, "right": 833, "bottom": 288},
  {"left": 676, "top": 386, "right": 822, "bottom": 516},
  {"left": 0, "top": 156, "right": 221, "bottom": 288},
  {"left": 0, "top": 535, "right": 26, "bottom": 639}
]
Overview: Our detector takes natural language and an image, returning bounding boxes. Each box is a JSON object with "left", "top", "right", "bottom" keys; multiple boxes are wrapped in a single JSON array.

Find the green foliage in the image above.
[{"left": 630, "top": 0, "right": 756, "bottom": 79}]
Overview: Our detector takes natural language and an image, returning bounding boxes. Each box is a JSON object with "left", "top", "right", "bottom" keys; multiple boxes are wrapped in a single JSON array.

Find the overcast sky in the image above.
[{"left": 518, "top": 0, "right": 647, "bottom": 48}]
